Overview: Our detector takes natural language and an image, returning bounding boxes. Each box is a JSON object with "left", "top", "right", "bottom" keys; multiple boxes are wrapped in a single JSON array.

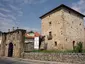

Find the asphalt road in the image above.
[
  {"left": 0, "top": 57, "right": 76, "bottom": 64},
  {"left": 0, "top": 58, "right": 30, "bottom": 64}
]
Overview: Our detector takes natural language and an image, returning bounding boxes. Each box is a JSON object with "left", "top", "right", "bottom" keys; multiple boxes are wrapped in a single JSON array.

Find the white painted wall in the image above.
[{"left": 34, "top": 37, "right": 39, "bottom": 50}]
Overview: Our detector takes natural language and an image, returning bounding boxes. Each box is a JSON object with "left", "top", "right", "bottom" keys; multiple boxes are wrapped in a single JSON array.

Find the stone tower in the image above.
[{"left": 40, "top": 4, "right": 85, "bottom": 50}]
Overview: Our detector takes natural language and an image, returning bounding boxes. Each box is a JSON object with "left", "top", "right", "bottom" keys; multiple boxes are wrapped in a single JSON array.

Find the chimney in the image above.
[
  {"left": 13, "top": 27, "right": 14, "bottom": 31},
  {"left": 8, "top": 29, "right": 10, "bottom": 32},
  {"left": 17, "top": 27, "right": 19, "bottom": 29}
]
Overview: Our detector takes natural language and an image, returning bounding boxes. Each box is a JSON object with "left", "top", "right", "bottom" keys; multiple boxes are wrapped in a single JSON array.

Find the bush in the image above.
[{"left": 73, "top": 42, "right": 83, "bottom": 53}]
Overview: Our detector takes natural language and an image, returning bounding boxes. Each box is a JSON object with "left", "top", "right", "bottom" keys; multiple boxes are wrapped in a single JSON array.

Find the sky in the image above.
[{"left": 0, "top": 0, "right": 85, "bottom": 33}]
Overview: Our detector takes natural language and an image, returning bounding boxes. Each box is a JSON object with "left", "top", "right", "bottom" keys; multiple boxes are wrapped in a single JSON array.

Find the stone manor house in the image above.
[
  {"left": 40, "top": 4, "right": 85, "bottom": 50},
  {"left": 0, "top": 4, "right": 85, "bottom": 58}
]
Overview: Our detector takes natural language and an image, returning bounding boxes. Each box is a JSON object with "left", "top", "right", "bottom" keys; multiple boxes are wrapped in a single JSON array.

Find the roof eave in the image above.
[{"left": 39, "top": 4, "right": 85, "bottom": 19}]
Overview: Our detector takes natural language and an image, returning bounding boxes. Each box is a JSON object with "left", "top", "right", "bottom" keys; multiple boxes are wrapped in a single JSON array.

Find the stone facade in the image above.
[
  {"left": 24, "top": 53, "right": 85, "bottom": 64},
  {"left": 0, "top": 31, "right": 2, "bottom": 44},
  {"left": 0, "top": 29, "right": 26, "bottom": 58},
  {"left": 40, "top": 4, "right": 85, "bottom": 50},
  {"left": 24, "top": 38, "right": 34, "bottom": 52}
]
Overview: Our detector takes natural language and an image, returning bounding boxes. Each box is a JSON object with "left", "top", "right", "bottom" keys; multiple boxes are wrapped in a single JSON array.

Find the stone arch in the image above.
[{"left": 8, "top": 42, "right": 13, "bottom": 57}]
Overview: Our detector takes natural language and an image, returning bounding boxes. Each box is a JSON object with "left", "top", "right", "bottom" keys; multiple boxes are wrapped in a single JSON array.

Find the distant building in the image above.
[
  {"left": 40, "top": 4, "right": 85, "bottom": 50},
  {"left": 34, "top": 32, "right": 41, "bottom": 50},
  {"left": 24, "top": 31, "right": 41, "bottom": 52}
]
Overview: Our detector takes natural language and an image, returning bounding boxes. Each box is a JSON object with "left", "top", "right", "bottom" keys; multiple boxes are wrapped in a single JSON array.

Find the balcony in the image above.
[{"left": 47, "top": 35, "right": 52, "bottom": 40}]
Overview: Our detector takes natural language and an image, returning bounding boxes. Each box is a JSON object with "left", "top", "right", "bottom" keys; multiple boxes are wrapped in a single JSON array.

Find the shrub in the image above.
[{"left": 73, "top": 42, "right": 83, "bottom": 53}]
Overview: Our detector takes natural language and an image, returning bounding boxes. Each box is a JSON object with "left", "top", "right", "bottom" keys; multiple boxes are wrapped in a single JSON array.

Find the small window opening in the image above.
[
  {"left": 71, "top": 26, "right": 72, "bottom": 28},
  {"left": 49, "top": 22, "right": 51, "bottom": 26},
  {"left": 6, "top": 44, "right": 7, "bottom": 46},
  {"left": 61, "top": 33, "right": 63, "bottom": 35},
  {"left": 66, "top": 39, "right": 67, "bottom": 41},
  {"left": 55, "top": 41, "right": 57, "bottom": 46},
  {"left": 73, "top": 41, "right": 75, "bottom": 49},
  {"left": 69, "top": 11, "right": 71, "bottom": 13},
  {"left": 47, "top": 31, "right": 52, "bottom": 40},
  {"left": 79, "top": 23, "right": 81, "bottom": 25},
  {"left": 73, "top": 41, "right": 75, "bottom": 45},
  {"left": 72, "top": 21, "right": 73, "bottom": 23},
  {"left": 49, "top": 32, "right": 51, "bottom": 34}
]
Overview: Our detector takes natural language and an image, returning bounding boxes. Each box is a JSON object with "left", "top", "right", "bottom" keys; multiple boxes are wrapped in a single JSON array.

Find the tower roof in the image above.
[{"left": 40, "top": 4, "right": 85, "bottom": 18}]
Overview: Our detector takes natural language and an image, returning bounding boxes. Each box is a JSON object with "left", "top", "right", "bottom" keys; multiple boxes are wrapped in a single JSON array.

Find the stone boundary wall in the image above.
[{"left": 23, "top": 53, "right": 85, "bottom": 63}]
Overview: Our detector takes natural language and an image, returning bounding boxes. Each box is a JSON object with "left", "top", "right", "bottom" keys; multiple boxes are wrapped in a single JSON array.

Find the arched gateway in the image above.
[{"left": 8, "top": 43, "right": 13, "bottom": 57}]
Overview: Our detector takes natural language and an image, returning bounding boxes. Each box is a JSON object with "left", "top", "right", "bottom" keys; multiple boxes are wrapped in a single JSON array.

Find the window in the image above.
[
  {"left": 6, "top": 44, "right": 7, "bottom": 46},
  {"left": 66, "top": 39, "right": 67, "bottom": 41},
  {"left": 49, "top": 32, "right": 51, "bottom": 34},
  {"left": 73, "top": 41, "right": 75, "bottom": 49},
  {"left": 69, "top": 11, "right": 71, "bottom": 13},
  {"left": 49, "top": 22, "right": 51, "bottom": 26},
  {"left": 71, "top": 26, "right": 72, "bottom": 28},
  {"left": 73, "top": 41, "right": 75, "bottom": 46},
  {"left": 79, "top": 23, "right": 81, "bottom": 25},
  {"left": 55, "top": 41, "right": 57, "bottom": 46},
  {"left": 72, "top": 21, "right": 73, "bottom": 24},
  {"left": 47, "top": 32, "right": 52, "bottom": 40}
]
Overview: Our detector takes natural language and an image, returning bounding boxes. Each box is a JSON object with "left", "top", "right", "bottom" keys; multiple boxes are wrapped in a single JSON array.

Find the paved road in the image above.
[
  {"left": 0, "top": 58, "right": 31, "bottom": 64},
  {"left": 0, "top": 57, "right": 76, "bottom": 64}
]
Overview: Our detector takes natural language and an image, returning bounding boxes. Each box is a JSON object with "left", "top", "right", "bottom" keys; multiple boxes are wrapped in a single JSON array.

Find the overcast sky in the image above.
[{"left": 0, "top": 0, "right": 85, "bottom": 32}]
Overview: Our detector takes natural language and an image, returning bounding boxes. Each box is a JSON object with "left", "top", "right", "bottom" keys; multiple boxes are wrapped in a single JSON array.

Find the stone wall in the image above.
[
  {"left": 63, "top": 8, "right": 85, "bottom": 50},
  {"left": 0, "top": 29, "right": 26, "bottom": 58},
  {"left": 24, "top": 53, "right": 85, "bottom": 64},
  {"left": 24, "top": 42, "right": 34, "bottom": 52}
]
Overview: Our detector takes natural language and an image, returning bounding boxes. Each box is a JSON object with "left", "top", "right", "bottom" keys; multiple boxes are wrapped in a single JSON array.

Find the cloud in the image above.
[
  {"left": 18, "top": 11, "right": 23, "bottom": 16},
  {"left": 0, "top": 12, "right": 17, "bottom": 21},
  {"left": 20, "top": 26, "right": 41, "bottom": 33},
  {"left": 0, "top": 13, "right": 7, "bottom": 17},
  {"left": 0, "top": 18, "right": 16, "bottom": 32},
  {"left": 23, "top": 0, "right": 48, "bottom": 4},
  {"left": 72, "top": 0, "right": 85, "bottom": 14},
  {"left": 72, "top": 0, "right": 85, "bottom": 26},
  {"left": 0, "top": 0, "right": 24, "bottom": 32},
  {"left": 0, "top": 8, "right": 11, "bottom": 12},
  {"left": 9, "top": 4, "right": 20, "bottom": 11},
  {"left": 0, "top": 0, "right": 47, "bottom": 32}
]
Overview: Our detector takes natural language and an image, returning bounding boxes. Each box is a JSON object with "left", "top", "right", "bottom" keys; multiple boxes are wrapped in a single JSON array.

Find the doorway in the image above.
[{"left": 8, "top": 43, "right": 13, "bottom": 57}]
